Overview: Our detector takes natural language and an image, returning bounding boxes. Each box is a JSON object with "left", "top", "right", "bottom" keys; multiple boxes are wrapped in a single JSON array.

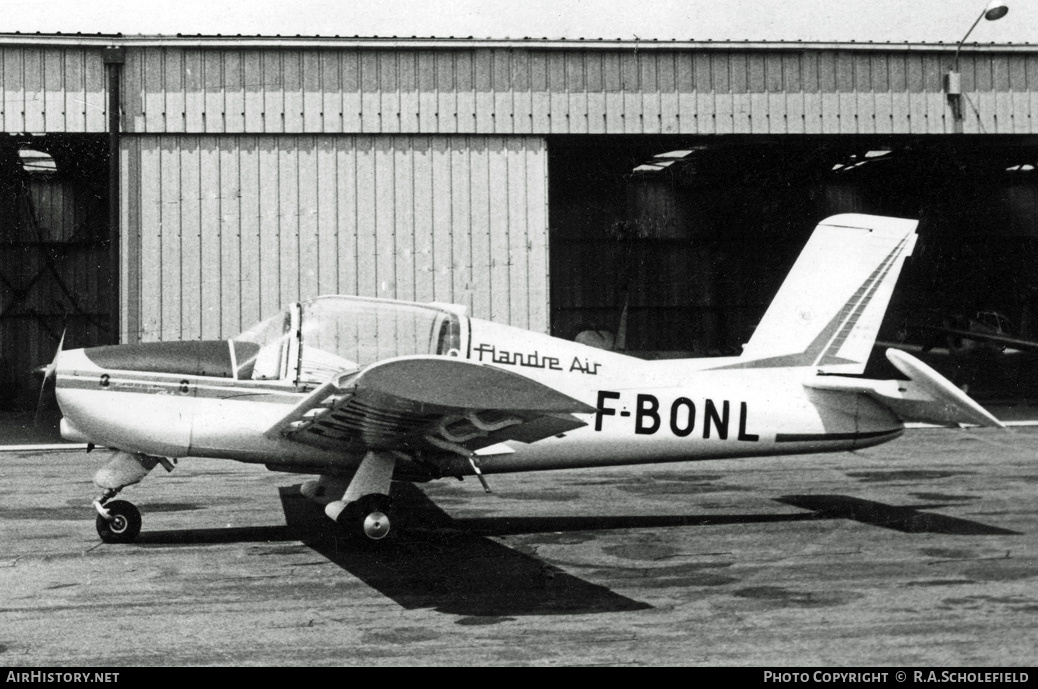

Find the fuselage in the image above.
[{"left": 55, "top": 306, "right": 904, "bottom": 477}]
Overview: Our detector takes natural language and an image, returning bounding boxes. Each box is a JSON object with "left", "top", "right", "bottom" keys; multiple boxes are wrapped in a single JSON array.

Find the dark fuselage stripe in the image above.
[
  {"left": 775, "top": 429, "right": 900, "bottom": 443},
  {"left": 57, "top": 372, "right": 304, "bottom": 403}
]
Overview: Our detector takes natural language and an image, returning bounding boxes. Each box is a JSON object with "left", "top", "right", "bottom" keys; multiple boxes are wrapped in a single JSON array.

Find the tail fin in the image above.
[{"left": 735, "top": 214, "right": 918, "bottom": 373}]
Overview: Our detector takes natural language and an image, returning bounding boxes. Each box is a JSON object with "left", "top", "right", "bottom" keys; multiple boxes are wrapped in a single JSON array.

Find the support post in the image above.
[{"left": 103, "top": 46, "right": 124, "bottom": 344}]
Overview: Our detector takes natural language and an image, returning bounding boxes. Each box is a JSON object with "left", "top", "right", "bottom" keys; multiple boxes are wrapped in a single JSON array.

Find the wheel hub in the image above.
[
  {"left": 95, "top": 499, "right": 142, "bottom": 544},
  {"left": 362, "top": 511, "right": 390, "bottom": 540}
]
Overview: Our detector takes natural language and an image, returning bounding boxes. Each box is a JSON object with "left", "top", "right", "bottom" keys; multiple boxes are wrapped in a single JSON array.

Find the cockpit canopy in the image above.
[{"left": 232, "top": 296, "right": 463, "bottom": 383}]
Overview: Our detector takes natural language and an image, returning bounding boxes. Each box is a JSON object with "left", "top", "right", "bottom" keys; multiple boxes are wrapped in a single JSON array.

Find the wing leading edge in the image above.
[{"left": 266, "top": 355, "right": 596, "bottom": 455}]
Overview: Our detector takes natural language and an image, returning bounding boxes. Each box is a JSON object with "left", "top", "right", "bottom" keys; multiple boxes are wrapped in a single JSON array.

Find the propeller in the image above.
[{"left": 34, "top": 329, "right": 65, "bottom": 427}]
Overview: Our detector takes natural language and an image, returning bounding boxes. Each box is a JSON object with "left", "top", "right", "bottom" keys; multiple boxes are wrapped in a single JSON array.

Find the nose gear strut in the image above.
[{"left": 91, "top": 450, "right": 176, "bottom": 543}]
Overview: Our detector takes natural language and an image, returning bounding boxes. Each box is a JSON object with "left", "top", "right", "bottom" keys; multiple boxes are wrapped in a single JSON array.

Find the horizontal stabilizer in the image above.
[
  {"left": 805, "top": 349, "right": 1004, "bottom": 428},
  {"left": 883, "top": 348, "right": 1004, "bottom": 428}
]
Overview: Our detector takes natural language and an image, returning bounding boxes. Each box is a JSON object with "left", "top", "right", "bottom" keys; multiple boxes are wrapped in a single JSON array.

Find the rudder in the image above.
[{"left": 736, "top": 214, "right": 918, "bottom": 373}]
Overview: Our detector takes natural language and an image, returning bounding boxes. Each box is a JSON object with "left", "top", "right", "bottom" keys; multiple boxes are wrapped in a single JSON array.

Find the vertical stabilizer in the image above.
[{"left": 735, "top": 214, "right": 917, "bottom": 373}]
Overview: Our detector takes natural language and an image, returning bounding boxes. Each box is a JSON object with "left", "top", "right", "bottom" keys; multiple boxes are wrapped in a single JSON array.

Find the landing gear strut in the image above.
[
  {"left": 324, "top": 451, "right": 397, "bottom": 543},
  {"left": 90, "top": 450, "right": 174, "bottom": 544}
]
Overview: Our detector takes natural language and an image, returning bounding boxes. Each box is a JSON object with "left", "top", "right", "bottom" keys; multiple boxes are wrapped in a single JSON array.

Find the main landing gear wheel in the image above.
[
  {"left": 96, "top": 500, "right": 142, "bottom": 544},
  {"left": 343, "top": 494, "right": 393, "bottom": 542}
]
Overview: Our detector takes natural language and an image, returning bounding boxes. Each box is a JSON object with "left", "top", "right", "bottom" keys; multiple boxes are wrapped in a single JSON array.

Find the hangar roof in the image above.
[{"left": 0, "top": 33, "right": 1034, "bottom": 52}]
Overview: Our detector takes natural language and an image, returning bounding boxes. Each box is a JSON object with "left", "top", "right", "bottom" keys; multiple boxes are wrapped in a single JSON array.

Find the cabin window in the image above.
[{"left": 296, "top": 296, "right": 462, "bottom": 384}]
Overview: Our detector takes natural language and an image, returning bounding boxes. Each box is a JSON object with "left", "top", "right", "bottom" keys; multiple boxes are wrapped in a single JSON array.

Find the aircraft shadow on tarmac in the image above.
[
  {"left": 775, "top": 495, "right": 1021, "bottom": 536},
  {"left": 277, "top": 484, "right": 651, "bottom": 617},
  {"left": 135, "top": 484, "right": 1019, "bottom": 617}
]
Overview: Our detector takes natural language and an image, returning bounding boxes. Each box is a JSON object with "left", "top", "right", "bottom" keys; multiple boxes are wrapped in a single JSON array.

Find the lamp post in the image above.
[{"left": 945, "top": 1, "right": 1009, "bottom": 124}]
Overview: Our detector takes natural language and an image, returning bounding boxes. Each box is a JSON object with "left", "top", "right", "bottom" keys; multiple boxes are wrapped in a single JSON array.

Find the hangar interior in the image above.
[
  {"left": 549, "top": 135, "right": 1038, "bottom": 397},
  {"left": 0, "top": 134, "right": 112, "bottom": 407}
]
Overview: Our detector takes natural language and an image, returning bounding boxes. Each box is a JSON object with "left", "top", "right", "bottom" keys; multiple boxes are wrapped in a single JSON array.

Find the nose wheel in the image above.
[{"left": 95, "top": 499, "right": 142, "bottom": 544}]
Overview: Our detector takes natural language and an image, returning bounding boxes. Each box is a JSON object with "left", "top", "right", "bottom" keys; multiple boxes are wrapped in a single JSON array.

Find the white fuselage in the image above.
[{"left": 55, "top": 315, "right": 904, "bottom": 477}]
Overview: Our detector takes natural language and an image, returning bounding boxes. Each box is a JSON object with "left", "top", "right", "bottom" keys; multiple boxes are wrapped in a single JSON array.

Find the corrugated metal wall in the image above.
[
  {"left": 120, "top": 134, "right": 548, "bottom": 342},
  {"left": 0, "top": 43, "right": 1035, "bottom": 136},
  {"left": 117, "top": 46, "right": 1038, "bottom": 135},
  {"left": 113, "top": 46, "right": 1038, "bottom": 136},
  {"left": 0, "top": 47, "right": 108, "bottom": 132}
]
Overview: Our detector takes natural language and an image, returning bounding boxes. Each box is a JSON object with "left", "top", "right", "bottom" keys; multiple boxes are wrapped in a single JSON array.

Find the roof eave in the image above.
[{"left": 0, "top": 33, "right": 1033, "bottom": 52}]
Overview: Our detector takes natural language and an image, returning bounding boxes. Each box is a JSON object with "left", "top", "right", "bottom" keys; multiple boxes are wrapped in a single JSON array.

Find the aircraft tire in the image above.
[
  {"left": 346, "top": 493, "right": 393, "bottom": 542},
  {"left": 96, "top": 500, "right": 142, "bottom": 544}
]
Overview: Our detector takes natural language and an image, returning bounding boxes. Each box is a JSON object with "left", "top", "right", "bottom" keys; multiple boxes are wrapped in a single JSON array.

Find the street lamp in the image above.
[{"left": 945, "top": 1, "right": 1009, "bottom": 121}]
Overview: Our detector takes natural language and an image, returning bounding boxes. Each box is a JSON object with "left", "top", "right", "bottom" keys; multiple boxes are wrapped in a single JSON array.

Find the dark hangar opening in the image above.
[
  {"left": 0, "top": 134, "right": 113, "bottom": 410},
  {"left": 548, "top": 135, "right": 1038, "bottom": 400}
]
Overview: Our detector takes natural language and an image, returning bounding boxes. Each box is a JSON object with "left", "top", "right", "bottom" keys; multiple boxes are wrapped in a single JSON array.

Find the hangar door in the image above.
[
  {"left": 548, "top": 136, "right": 1038, "bottom": 400},
  {"left": 121, "top": 135, "right": 549, "bottom": 343},
  {"left": 0, "top": 135, "right": 113, "bottom": 409}
]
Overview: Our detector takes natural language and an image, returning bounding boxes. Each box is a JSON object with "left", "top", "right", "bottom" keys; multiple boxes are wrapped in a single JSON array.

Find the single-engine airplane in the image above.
[
  {"left": 45, "top": 214, "right": 1004, "bottom": 545},
  {"left": 874, "top": 311, "right": 1038, "bottom": 397}
]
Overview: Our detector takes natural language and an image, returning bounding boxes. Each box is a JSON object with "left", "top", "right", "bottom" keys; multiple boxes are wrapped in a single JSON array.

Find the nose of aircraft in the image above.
[
  {"left": 50, "top": 346, "right": 97, "bottom": 442},
  {"left": 52, "top": 344, "right": 198, "bottom": 457},
  {"left": 49, "top": 340, "right": 245, "bottom": 455}
]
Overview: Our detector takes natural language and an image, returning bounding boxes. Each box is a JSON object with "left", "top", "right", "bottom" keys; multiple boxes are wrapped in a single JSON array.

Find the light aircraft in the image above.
[
  {"left": 43, "top": 214, "right": 1004, "bottom": 545},
  {"left": 913, "top": 311, "right": 1037, "bottom": 356},
  {"left": 875, "top": 311, "right": 1038, "bottom": 397}
]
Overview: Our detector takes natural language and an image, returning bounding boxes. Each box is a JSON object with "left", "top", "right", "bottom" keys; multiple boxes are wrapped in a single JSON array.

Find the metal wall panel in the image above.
[
  {"left": 0, "top": 42, "right": 1036, "bottom": 136},
  {"left": 0, "top": 47, "right": 106, "bottom": 133},
  {"left": 121, "top": 134, "right": 548, "bottom": 343}
]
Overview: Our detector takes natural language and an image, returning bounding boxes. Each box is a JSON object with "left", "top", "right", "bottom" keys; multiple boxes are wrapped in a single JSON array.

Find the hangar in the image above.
[{"left": 1, "top": 33, "right": 1036, "bottom": 406}]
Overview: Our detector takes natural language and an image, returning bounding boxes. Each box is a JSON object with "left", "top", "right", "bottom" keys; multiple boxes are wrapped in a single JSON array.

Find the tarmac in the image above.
[{"left": 1, "top": 413, "right": 1036, "bottom": 666}]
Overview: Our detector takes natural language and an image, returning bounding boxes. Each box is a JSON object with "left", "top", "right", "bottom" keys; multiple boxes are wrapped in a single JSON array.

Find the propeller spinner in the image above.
[{"left": 34, "top": 330, "right": 64, "bottom": 427}]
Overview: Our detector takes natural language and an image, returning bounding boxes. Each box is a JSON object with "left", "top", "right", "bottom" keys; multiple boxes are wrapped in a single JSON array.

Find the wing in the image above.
[
  {"left": 265, "top": 355, "right": 596, "bottom": 455},
  {"left": 913, "top": 324, "right": 1038, "bottom": 353}
]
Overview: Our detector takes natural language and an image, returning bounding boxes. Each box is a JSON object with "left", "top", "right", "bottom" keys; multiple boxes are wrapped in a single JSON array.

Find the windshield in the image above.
[
  {"left": 231, "top": 307, "right": 295, "bottom": 380},
  {"left": 231, "top": 296, "right": 463, "bottom": 383}
]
